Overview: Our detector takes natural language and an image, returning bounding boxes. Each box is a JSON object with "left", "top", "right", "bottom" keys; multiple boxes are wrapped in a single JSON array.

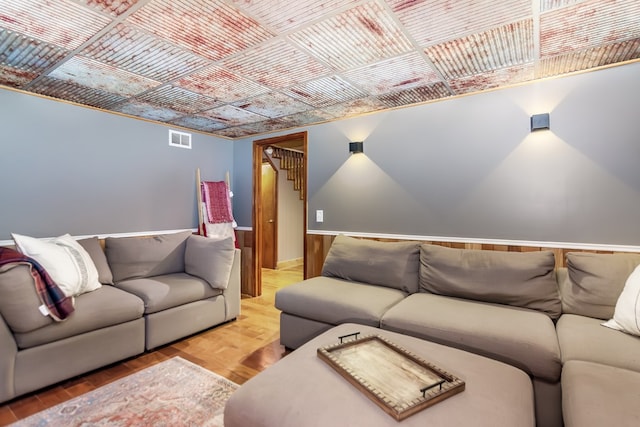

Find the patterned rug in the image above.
[{"left": 12, "top": 357, "right": 238, "bottom": 427}]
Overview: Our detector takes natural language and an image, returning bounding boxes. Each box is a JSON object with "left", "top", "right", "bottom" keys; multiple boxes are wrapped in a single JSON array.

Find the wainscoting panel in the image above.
[{"left": 304, "top": 234, "right": 632, "bottom": 278}]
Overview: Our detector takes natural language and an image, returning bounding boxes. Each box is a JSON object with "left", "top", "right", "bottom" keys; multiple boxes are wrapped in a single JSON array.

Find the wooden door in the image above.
[{"left": 261, "top": 163, "right": 277, "bottom": 269}]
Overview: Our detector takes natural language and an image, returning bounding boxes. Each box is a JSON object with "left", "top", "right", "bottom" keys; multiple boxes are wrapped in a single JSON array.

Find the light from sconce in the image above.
[
  {"left": 265, "top": 146, "right": 273, "bottom": 155},
  {"left": 530, "top": 113, "right": 550, "bottom": 132},
  {"left": 349, "top": 141, "right": 364, "bottom": 154}
]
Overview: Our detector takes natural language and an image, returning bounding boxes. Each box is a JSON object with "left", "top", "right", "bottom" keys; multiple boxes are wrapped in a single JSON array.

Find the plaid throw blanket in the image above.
[{"left": 0, "top": 247, "right": 74, "bottom": 321}]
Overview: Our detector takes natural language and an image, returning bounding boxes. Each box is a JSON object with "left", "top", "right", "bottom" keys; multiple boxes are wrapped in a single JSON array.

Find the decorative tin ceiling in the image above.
[{"left": 1, "top": 0, "right": 638, "bottom": 139}]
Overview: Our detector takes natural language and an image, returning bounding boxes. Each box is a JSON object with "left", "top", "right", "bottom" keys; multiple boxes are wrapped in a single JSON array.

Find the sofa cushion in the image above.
[
  {"left": 381, "top": 293, "right": 562, "bottom": 382},
  {"left": 556, "top": 314, "right": 640, "bottom": 372},
  {"left": 115, "top": 273, "right": 223, "bottom": 314},
  {"left": 0, "top": 263, "right": 53, "bottom": 333},
  {"left": 321, "top": 235, "right": 420, "bottom": 293},
  {"left": 105, "top": 231, "right": 192, "bottom": 282},
  {"left": 562, "top": 360, "right": 640, "bottom": 427},
  {"left": 561, "top": 252, "right": 640, "bottom": 320},
  {"left": 275, "top": 276, "right": 407, "bottom": 327},
  {"left": 184, "top": 235, "right": 235, "bottom": 289},
  {"left": 14, "top": 285, "right": 144, "bottom": 349},
  {"left": 419, "top": 245, "right": 561, "bottom": 319},
  {"left": 12, "top": 233, "right": 102, "bottom": 297},
  {"left": 77, "top": 237, "right": 113, "bottom": 285}
]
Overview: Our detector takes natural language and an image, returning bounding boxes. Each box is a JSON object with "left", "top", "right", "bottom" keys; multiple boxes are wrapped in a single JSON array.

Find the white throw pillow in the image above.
[
  {"left": 12, "top": 233, "right": 102, "bottom": 297},
  {"left": 602, "top": 264, "right": 640, "bottom": 337}
]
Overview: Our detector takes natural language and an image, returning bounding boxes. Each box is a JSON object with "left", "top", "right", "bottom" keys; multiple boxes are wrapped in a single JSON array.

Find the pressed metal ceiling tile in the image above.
[
  {"left": 223, "top": 39, "right": 330, "bottom": 88},
  {"left": 136, "top": 85, "right": 222, "bottom": 114},
  {"left": 82, "top": 0, "right": 141, "bottom": 17},
  {"left": 81, "top": 24, "right": 211, "bottom": 82},
  {"left": 201, "top": 105, "right": 267, "bottom": 127},
  {"left": 230, "top": 0, "right": 360, "bottom": 32},
  {"left": 343, "top": 52, "right": 440, "bottom": 96},
  {"left": 540, "top": 0, "right": 585, "bottom": 13},
  {"left": 49, "top": 56, "right": 160, "bottom": 97},
  {"left": 286, "top": 75, "right": 364, "bottom": 108},
  {"left": 113, "top": 99, "right": 183, "bottom": 122},
  {"left": 448, "top": 64, "right": 535, "bottom": 94},
  {"left": 425, "top": 19, "right": 534, "bottom": 80},
  {"left": 213, "top": 126, "right": 259, "bottom": 139},
  {"left": 540, "top": 0, "right": 640, "bottom": 57},
  {"left": 537, "top": 39, "right": 640, "bottom": 77},
  {"left": 285, "top": 109, "right": 336, "bottom": 127},
  {"left": 29, "top": 76, "right": 126, "bottom": 108},
  {"left": 378, "top": 82, "right": 451, "bottom": 107},
  {"left": 233, "top": 117, "right": 296, "bottom": 134},
  {"left": 0, "top": 65, "right": 38, "bottom": 88},
  {"left": 175, "top": 65, "right": 269, "bottom": 103},
  {"left": 233, "top": 91, "right": 312, "bottom": 118},
  {"left": 171, "top": 115, "right": 228, "bottom": 132},
  {"left": 0, "top": 28, "right": 68, "bottom": 73},
  {"left": 290, "top": 1, "right": 413, "bottom": 70},
  {"left": 389, "top": 0, "right": 531, "bottom": 46},
  {"left": 320, "top": 96, "right": 388, "bottom": 119},
  {"left": 127, "top": 0, "right": 272, "bottom": 61},
  {"left": 0, "top": 0, "right": 111, "bottom": 50}
]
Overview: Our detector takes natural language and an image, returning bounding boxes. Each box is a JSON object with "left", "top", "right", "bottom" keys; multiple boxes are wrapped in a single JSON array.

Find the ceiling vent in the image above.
[{"left": 169, "top": 129, "right": 192, "bottom": 149}]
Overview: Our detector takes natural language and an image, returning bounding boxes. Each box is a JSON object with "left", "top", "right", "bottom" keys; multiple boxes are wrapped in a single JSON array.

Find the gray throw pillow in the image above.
[
  {"left": 184, "top": 235, "right": 235, "bottom": 289},
  {"left": 420, "top": 244, "right": 562, "bottom": 319},
  {"left": 105, "top": 231, "right": 192, "bottom": 282},
  {"left": 562, "top": 252, "right": 640, "bottom": 320},
  {"left": 78, "top": 237, "right": 113, "bottom": 284},
  {"left": 321, "top": 235, "right": 420, "bottom": 293}
]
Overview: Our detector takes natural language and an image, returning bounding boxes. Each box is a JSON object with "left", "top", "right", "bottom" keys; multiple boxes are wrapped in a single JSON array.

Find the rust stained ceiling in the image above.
[{"left": 0, "top": 0, "right": 638, "bottom": 139}]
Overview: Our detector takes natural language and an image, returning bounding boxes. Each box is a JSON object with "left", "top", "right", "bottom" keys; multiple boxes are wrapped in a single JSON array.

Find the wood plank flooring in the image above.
[{"left": 0, "top": 266, "right": 302, "bottom": 426}]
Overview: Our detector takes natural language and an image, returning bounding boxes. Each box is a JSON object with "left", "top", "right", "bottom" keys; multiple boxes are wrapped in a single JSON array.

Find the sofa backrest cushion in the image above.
[
  {"left": 419, "top": 245, "right": 562, "bottom": 319},
  {"left": 321, "top": 235, "right": 420, "bottom": 293},
  {"left": 561, "top": 252, "right": 640, "bottom": 320},
  {"left": 106, "top": 231, "right": 192, "bottom": 282},
  {"left": 77, "top": 237, "right": 113, "bottom": 285},
  {"left": 184, "top": 235, "right": 235, "bottom": 289},
  {"left": 0, "top": 263, "right": 53, "bottom": 333}
]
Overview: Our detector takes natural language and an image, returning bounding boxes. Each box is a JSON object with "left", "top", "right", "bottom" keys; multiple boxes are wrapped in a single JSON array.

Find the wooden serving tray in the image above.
[{"left": 317, "top": 333, "right": 465, "bottom": 421}]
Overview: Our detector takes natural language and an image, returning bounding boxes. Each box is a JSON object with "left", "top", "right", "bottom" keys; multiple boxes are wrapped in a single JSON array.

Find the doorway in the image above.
[
  {"left": 261, "top": 158, "right": 277, "bottom": 269},
  {"left": 252, "top": 132, "right": 307, "bottom": 296}
]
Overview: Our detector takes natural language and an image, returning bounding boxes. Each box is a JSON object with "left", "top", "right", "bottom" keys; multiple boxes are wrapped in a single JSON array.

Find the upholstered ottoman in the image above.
[
  {"left": 224, "top": 324, "right": 535, "bottom": 427},
  {"left": 562, "top": 360, "right": 640, "bottom": 427}
]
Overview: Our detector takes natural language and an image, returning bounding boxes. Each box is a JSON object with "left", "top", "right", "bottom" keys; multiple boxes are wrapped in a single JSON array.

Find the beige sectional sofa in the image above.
[
  {"left": 0, "top": 230, "right": 240, "bottom": 404},
  {"left": 275, "top": 235, "right": 640, "bottom": 427}
]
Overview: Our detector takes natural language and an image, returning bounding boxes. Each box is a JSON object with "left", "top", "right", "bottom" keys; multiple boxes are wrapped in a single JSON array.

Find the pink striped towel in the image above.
[{"left": 201, "top": 181, "right": 234, "bottom": 224}]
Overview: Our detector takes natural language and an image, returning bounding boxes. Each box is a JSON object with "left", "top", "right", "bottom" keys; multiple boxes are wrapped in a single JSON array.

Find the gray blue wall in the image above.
[
  {"left": 233, "top": 62, "right": 640, "bottom": 247},
  {"left": 0, "top": 88, "right": 234, "bottom": 241}
]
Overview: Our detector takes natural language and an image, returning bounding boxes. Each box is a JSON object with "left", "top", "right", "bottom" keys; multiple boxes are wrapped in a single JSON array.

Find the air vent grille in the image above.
[{"left": 169, "top": 129, "right": 192, "bottom": 149}]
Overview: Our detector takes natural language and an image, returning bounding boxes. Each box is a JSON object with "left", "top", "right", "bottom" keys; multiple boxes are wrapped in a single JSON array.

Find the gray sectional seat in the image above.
[
  {"left": 276, "top": 234, "right": 640, "bottom": 427},
  {"left": 0, "top": 231, "right": 241, "bottom": 403}
]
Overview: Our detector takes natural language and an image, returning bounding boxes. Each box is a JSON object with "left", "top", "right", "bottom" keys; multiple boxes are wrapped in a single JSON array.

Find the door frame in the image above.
[{"left": 252, "top": 131, "right": 308, "bottom": 296}]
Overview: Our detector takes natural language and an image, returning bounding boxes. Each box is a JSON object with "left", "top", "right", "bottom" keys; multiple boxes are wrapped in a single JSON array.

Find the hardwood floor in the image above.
[{"left": 0, "top": 266, "right": 303, "bottom": 426}]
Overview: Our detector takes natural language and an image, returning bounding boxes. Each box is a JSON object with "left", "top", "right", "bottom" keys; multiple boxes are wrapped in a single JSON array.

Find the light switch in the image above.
[{"left": 316, "top": 210, "right": 324, "bottom": 223}]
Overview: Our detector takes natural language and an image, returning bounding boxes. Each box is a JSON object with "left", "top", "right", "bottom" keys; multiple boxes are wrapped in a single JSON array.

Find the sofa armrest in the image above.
[
  {"left": 223, "top": 249, "right": 241, "bottom": 320},
  {"left": 0, "top": 314, "right": 17, "bottom": 403}
]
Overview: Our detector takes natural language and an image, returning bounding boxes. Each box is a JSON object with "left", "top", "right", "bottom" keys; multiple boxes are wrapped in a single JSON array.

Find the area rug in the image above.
[{"left": 12, "top": 357, "right": 238, "bottom": 427}]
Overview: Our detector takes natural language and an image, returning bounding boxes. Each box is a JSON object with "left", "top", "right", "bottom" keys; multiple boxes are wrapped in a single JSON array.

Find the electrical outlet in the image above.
[{"left": 316, "top": 210, "right": 324, "bottom": 223}]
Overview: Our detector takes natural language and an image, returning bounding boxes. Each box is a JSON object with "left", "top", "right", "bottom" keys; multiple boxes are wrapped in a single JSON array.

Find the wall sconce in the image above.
[
  {"left": 349, "top": 141, "right": 364, "bottom": 154},
  {"left": 530, "top": 113, "right": 550, "bottom": 132}
]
